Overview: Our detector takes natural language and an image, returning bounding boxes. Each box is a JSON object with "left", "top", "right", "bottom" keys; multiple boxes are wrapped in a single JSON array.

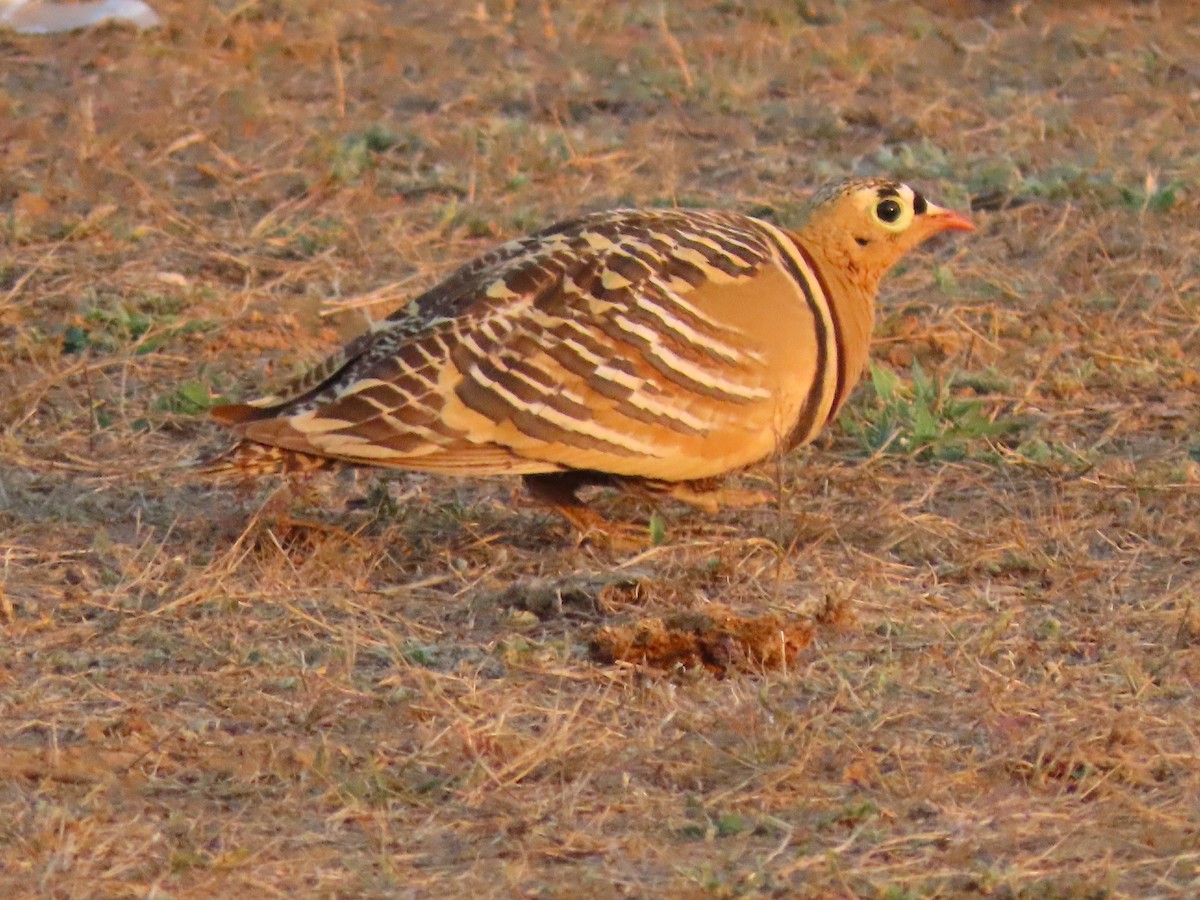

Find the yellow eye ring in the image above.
[{"left": 872, "top": 197, "right": 913, "bottom": 232}]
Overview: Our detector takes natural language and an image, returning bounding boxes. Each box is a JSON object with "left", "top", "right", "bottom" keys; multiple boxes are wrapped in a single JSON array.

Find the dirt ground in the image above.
[{"left": 2, "top": 1, "right": 1199, "bottom": 896}]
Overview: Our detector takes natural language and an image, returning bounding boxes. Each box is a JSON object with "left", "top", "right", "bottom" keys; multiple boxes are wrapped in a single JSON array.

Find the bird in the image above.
[
  {"left": 204, "top": 178, "right": 973, "bottom": 538},
  {"left": 0, "top": 0, "right": 158, "bottom": 33}
]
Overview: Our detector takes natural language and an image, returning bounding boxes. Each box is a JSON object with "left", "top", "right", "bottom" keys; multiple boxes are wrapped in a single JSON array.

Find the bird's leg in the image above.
[
  {"left": 522, "top": 472, "right": 645, "bottom": 548},
  {"left": 622, "top": 477, "right": 775, "bottom": 514},
  {"left": 522, "top": 472, "right": 606, "bottom": 531},
  {"left": 249, "top": 473, "right": 329, "bottom": 533}
]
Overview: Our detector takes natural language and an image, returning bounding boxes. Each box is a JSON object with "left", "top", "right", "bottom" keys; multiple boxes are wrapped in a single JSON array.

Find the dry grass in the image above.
[{"left": 3, "top": 0, "right": 1200, "bottom": 896}]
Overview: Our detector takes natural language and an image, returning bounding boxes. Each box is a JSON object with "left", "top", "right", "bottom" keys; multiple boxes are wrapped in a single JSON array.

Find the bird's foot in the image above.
[
  {"left": 545, "top": 501, "right": 649, "bottom": 551},
  {"left": 653, "top": 481, "right": 775, "bottom": 514},
  {"left": 523, "top": 472, "right": 649, "bottom": 549}
]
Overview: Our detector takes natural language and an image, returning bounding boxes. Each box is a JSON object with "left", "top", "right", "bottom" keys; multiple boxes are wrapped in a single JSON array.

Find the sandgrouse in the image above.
[{"left": 206, "top": 178, "right": 973, "bottom": 536}]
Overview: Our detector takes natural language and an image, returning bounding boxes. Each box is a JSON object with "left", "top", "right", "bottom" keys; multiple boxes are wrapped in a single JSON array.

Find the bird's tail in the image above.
[{"left": 197, "top": 441, "right": 345, "bottom": 479}]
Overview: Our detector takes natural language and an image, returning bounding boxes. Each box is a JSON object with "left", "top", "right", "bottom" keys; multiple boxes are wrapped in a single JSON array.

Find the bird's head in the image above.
[{"left": 797, "top": 178, "right": 974, "bottom": 286}]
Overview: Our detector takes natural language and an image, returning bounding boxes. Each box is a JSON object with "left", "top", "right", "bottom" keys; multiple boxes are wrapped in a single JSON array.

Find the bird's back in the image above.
[{"left": 208, "top": 206, "right": 868, "bottom": 481}]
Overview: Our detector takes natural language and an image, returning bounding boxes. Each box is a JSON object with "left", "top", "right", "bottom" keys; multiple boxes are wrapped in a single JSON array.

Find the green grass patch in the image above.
[
  {"left": 63, "top": 295, "right": 214, "bottom": 356},
  {"left": 153, "top": 380, "right": 225, "bottom": 415},
  {"left": 845, "top": 361, "right": 1021, "bottom": 460},
  {"left": 330, "top": 124, "right": 399, "bottom": 183}
]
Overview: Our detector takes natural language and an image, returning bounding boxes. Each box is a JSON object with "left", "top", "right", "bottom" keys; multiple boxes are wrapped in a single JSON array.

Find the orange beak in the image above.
[{"left": 924, "top": 203, "right": 975, "bottom": 233}]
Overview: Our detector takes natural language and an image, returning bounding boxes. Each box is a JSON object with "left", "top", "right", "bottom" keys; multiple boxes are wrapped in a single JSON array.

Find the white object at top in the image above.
[{"left": 0, "top": 0, "right": 160, "bottom": 33}]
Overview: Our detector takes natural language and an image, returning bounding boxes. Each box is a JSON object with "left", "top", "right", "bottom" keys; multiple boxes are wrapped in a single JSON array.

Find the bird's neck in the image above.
[{"left": 784, "top": 231, "right": 880, "bottom": 416}]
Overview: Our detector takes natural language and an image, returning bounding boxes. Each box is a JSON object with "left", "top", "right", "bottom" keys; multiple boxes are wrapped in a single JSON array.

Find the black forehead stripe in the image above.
[
  {"left": 876, "top": 186, "right": 900, "bottom": 198},
  {"left": 913, "top": 191, "right": 928, "bottom": 214}
]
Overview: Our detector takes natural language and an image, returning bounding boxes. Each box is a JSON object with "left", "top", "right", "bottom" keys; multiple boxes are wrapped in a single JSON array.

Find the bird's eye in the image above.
[
  {"left": 876, "top": 199, "right": 902, "bottom": 223},
  {"left": 870, "top": 196, "right": 914, "bottom": 232}
]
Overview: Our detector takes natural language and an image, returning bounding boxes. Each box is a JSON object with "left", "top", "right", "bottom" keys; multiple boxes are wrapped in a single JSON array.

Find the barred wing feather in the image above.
[{"left": 213, "top": 209, "right": 839, "bottom": 481}]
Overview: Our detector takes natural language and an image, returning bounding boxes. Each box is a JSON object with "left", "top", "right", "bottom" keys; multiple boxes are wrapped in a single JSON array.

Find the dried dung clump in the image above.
[{"left": 590, "top": 606, "right": 814, "bottom": 675}]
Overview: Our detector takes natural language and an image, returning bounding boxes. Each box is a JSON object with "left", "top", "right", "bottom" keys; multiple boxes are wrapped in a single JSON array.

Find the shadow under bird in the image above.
[{"left": 204, "top": 178, "right": 973, "bottom": 538}]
